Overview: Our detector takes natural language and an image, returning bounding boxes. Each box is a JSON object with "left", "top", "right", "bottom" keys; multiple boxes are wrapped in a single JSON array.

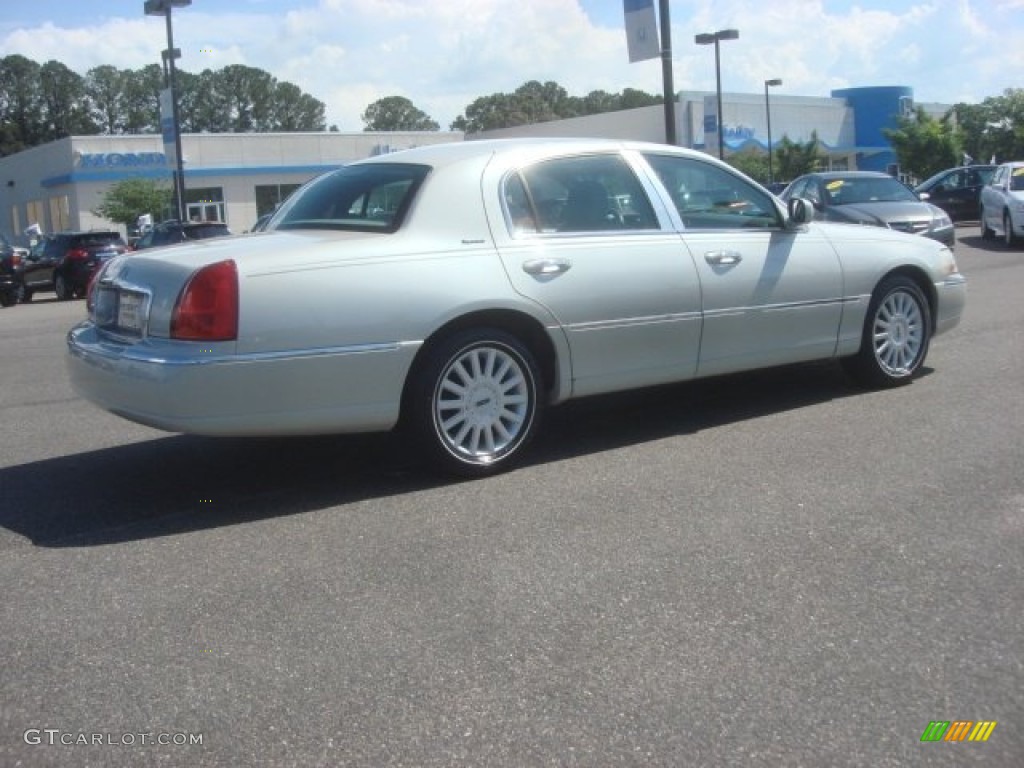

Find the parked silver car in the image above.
[
  {"left": 979, "top": 161, "right": 1024, "bottom": 247},
  {"left": 68, "top": 139, "right": 966, "bottom": 476}
]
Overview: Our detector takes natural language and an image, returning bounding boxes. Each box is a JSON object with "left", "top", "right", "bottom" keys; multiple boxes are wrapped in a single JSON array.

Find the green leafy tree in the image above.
[
  {"left": 39, "top": 60, "right": 94, "bottom": 141},
  {"left": 93, "top": 177, "right": 173, "bottom": 230},
  {"left": 452, "top": 81, "right": 661, "bottom": 133},
  {"left": 120, "top": 64, "right": 163, "bottom": 134},
  {"left": 86, "top": 65, "right": 128, "bottom": 134},
  {"left": 882, "top": 106, "right": 959, "bottom": 180},
  {"left": 953, "top": 88, "right": 1024, "bottom": 164},
  {"left": 727, "top": 148, "right": 770, "bottom": 184},
  {"left": 775, "top": 132, "right": 824, "bottom": 181},
  {"left": 0, "top": 54, "right": 44, "bottom": 155},
  {"left": 619, "top": 87, "right": 662, "bottom": 110},
  {"left": 270, "top": 81, "right": 326, "bottom": 131},
  {"left": 362, "top": 96, "right": 439, "bottom": 131}
]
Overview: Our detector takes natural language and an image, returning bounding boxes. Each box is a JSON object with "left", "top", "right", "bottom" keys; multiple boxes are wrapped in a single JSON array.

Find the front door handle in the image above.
[
  {"left": 704, "top": 250, "right": 742, "bottom": 266},
  {"left": 523, "top": 258, "right": 572, "bottom": 276}
]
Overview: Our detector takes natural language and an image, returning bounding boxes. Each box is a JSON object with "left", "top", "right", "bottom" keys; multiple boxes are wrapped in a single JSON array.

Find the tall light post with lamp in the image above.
[
  {"left": 764, "top": 78, "right": 782, "bottom": 185},
  {"left": 144, "top": 0, "right": 190, "bottom": 223},
  {"left": 695, "top": 28, "right": 739, "bottom": 160}
]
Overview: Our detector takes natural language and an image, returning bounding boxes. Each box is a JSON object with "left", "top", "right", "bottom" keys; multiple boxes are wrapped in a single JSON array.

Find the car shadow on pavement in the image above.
[{"left": 0, "top": 360, "right": 894, "bottom": 548}]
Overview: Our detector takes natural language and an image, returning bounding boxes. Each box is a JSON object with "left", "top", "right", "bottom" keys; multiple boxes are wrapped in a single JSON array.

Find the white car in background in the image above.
[
  {"left": 979, "top": 161, "right": 1024, "bottom": 247},
  {"left": 67, "top": 139, "right": 967, "bottom": 476}
]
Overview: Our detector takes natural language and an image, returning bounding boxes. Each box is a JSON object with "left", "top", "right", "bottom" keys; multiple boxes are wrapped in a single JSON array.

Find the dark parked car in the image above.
[
  {"left": 780, "top": 171, "right": 955, "bottom": 247},
  {"left": 134, "top": 220, "right": 232, "bottom": 250},
  {"left": 915, "top": 165, "right": 996, "bottom": 221},
  {"left": 18, "top": 231, "right": 129, "bottom": 302},
  {"left": 0, "top": 231, "right": 21, "bottom": 307}
]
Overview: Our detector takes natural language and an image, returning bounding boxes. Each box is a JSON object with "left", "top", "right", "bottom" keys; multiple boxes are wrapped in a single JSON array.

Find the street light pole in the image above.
[
  {"left": 658, "top": 0, "right": 676, "bottom": 145},
  {"left": 695, "top": 29, "right": 739, "bottom": 160},
  {"left": 764, "top": 78, "right": 782, "bottom": 185},
  {"left": 144, "top": 0, "right": 191, "bottom": 223}
]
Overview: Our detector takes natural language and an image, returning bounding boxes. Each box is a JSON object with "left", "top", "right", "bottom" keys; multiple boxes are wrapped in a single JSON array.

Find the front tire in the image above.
[
  {"left": 408, "top": 328, "right": 543, "bottom": 477},
  {"left": 843, "top": 275, "right": 931, "bottom": 388}
]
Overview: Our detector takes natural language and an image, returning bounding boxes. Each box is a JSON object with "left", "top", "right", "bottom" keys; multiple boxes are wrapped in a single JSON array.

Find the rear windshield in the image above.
[
  {"left": 273, "top": 163, "right": 430, "bottom": 233},
  {"left": 76, "top": 232, "right": 125, "bottom": 247},
  {"left": 183, "top": 224, "right": 229, "bottom": 240}
]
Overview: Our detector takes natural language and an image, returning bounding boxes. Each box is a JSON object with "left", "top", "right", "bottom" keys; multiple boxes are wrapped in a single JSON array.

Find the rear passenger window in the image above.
[{"left": 503, "top": 154, "right": 658, "bottom": 235}]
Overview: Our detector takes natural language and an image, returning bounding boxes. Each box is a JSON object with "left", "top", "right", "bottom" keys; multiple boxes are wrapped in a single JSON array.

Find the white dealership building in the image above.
[{"left": 0, "top": 131, "right": 462, "bottom": 244}]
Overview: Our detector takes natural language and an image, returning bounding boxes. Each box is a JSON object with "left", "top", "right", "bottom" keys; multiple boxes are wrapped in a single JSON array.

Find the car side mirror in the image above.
[
  {"left": 787, "top": 197, "right": 813, "bottom": 225},
  {"left": 918, "top": 191, "right": 931, "bottom": 201}
]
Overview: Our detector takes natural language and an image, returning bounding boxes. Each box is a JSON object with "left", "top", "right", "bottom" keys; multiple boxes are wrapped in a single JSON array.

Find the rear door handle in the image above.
[
  {"left": 704, "top": 250, "right": 742, "bottom": 266},
  {"left": 523, "top": 258, "right": 572, "bottom": 276}
]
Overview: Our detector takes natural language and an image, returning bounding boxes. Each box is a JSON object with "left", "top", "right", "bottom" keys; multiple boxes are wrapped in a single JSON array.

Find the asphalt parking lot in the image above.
[{"left": 1, "top": 226, "right": 1021, "bottom": 767}]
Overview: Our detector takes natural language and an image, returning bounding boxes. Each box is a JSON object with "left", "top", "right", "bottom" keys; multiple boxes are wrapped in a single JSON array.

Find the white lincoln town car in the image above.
[{"left": 68, "top": 139, "right": 966, "bottom": 476}]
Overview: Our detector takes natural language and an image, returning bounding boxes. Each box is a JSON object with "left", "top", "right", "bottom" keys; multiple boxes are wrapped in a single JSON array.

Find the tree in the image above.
[
  {"left": 39, "top": 60, "right": 94, "bottom": 141},
  {"left": 86, "top": 65, "right": 127, "bottom": 134},
  {"left": 451, "top": 81, "right": 662, "bottom": 133},
  {"left": 727, "top": 148, "right": 769, "bottom": 184},
  {"left": 775, "top": 132, "right": 824, "bottom": 181},
  {"left": 953, "top": 89, "right": 1024, "bottom": 164},
  {"left": 121, "top": 64, "right": 163, "bottom": 134},
  {"left": 619, "top": 88, "right": 662, "bottom": 110},
  {"left": 270, "top": 82, "right": 326, "bottom": 131},
  {"left": 93, "top": 177, "right": 173, "bottom": 230},
  {"left": 362, "top": 96, "right": 439, "bottom": 131},
  {"left": 0, "top": 54, "right": 44, "bottom": 155},
  {"left": 882, "top": 106, "right": 959, "bottom": 180}
]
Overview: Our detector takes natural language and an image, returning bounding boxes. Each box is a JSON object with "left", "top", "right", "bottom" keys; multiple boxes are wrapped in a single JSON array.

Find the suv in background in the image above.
[
  {"left": 134, "top": 220, "right": 232, "bottom": 250},
  {"left": 19, "top": 230, "right": 128, "bottom": 302},
  {"left": 915, "top": 165, "right": 996, "bottom": 221},
  {"left": 0, "top": 231, "right": 21, "bottom": 307}
]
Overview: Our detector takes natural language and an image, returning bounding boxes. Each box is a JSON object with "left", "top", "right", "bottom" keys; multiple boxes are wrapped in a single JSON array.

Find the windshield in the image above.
[
  {"left": 824, "top": 177, "right": 919, "bottom": 205},
  {"left": 274, "top": 163, "right": 430, "bottom": 233}
]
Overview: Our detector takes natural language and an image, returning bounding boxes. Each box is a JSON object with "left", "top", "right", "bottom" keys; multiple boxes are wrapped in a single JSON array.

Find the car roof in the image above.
[
  {"left": 802, "top": 171, "right": 895, "bottom": 180},
  {"left": 350, "top": 137, "right": 716, "bottom": 171}
]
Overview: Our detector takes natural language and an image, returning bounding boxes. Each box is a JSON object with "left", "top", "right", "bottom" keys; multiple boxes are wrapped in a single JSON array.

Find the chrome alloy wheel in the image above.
[
  {"left": 871, "top": 288, "right": 925, "bottom": 377},
  {"left": 433, "top": 342, "right": 533, "bottom": 465}
]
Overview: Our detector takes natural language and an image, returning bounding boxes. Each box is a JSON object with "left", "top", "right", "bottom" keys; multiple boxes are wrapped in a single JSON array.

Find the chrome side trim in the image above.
[
  {"left": 567, "top": 311, "right": 701, "bottom": 332},
  {"left": 703, "top": 296, "right": 857, "bottom": 319},
  {"left": 68, "top": 329, "right": 407, "bottom": 367}
]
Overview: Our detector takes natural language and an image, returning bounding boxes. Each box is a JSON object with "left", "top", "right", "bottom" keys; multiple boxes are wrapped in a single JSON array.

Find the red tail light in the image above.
[
  {"left": 85, "top": 264, "right": 106, "bottom": 312},
  {"left": 66, "top": 248, "right": 90, "bottom": 260},
  {"left": 171, "top": 259, "right": 238, "bottom": 341}
]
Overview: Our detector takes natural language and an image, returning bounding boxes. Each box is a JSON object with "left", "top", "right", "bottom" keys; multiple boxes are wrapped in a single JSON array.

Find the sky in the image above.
[{"left": 1, "top": 0, "right": 1021, "bottom": 131}]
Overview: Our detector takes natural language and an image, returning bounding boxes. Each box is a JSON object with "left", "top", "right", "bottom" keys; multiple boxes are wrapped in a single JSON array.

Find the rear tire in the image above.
[
  {"left": 407, "top": 328, "right": 543, "bottom": 477},
  {"left": 980, "top": 205, "right": 995, "bottom": 240},
  {"left": 1004, "top": 212, "right": 1018, "bottom": 248},
  {"left": 843, "top": 275, "right": 931, "bottom": 388},
  {"left": 54, "top": 274, "right": 72, "bottom": 301}
]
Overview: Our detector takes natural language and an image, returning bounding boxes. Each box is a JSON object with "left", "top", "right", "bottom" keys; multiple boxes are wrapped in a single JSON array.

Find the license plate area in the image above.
[{"left": 93, "top": 285, "right": 149, "bottom": 337}]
